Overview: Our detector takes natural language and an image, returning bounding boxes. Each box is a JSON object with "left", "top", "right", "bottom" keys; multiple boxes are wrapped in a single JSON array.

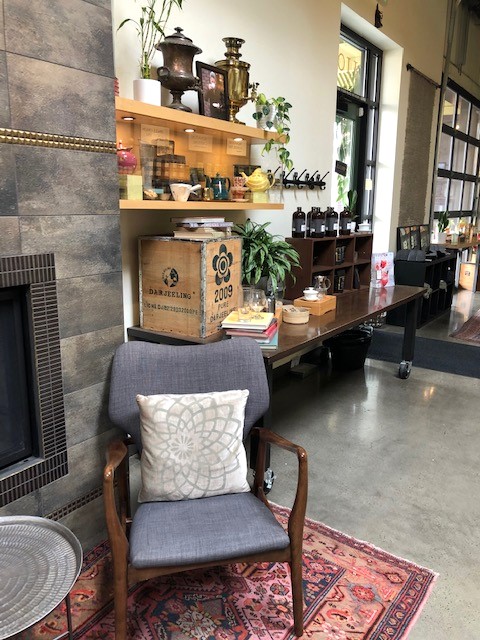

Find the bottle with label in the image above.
[
  {"left": 310, "top": 207, "right": 326, "bottom": 238},
  {"left": 339, "top": 207, "right": 352, "bottom": 235},
  {"left": 306, "top": 207, "right": 314, "bottom": 238},
  {"left": 292, "top": 207, "right": 306, "bottom": 238},
  {"left": 325, "top": 207, "right": 338, "bottom": 237}
]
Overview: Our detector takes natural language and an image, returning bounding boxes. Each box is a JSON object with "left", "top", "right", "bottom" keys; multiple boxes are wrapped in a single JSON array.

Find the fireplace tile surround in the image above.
[{"left": 0, "top": 253, "right": 68, "bottom": 507}]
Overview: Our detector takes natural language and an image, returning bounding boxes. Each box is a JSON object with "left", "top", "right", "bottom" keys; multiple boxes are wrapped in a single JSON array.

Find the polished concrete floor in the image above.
[{"left": 266, "top": 289, "right": 480, "bottom": 640}]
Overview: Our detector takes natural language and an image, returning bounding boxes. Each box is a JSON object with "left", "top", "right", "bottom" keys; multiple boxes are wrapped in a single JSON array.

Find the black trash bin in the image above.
[{"left": 324, "top": 325, "right": 373, "bottom": 371}]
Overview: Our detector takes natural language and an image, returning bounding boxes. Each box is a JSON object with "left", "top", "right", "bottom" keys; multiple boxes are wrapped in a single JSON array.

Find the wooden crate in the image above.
[
  {"left": 139, "top": 236, "right": 242, "bottom": 338},
  {"left": 459, "top": 262, "right": 477, "bottom": 291}
]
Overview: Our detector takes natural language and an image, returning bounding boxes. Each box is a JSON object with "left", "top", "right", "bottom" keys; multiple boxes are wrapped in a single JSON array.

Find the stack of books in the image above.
[
  {"left": 221, "top": 310, "right": 279, "bottom": 350},
  {"left": 171, "top": 217, "right": 233, "bottom": 239}
]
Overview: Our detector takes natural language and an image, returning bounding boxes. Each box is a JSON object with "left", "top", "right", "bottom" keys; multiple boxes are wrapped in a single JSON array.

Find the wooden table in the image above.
[
  {"left": 263, "top": 284, "right": 425, "bottom": 380},
  {"left": 129, "top": 284, "right": 426, "bottom": 381}
]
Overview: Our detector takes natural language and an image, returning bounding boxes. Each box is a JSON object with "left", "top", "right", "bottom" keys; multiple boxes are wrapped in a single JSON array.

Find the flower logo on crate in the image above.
[
  {"left": 212, "top": 244, "right": 233, "bottom": 285},
  {"left": 162, "top": 268, "right": 179, "bottom": 288}
]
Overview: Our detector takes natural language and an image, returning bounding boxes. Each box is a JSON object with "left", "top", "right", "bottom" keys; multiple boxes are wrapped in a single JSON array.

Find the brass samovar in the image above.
[{"left": 215, "top": 37, "right": 257, "bottom": 124}]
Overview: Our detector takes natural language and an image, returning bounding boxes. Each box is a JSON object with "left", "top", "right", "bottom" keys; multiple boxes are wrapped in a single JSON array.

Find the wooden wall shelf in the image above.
[
  {"left": 119, "top": 199, "right": 283, "bottom": 211},
  {"left": 115, "top": 97, "right": 280, "bottom": 144}
]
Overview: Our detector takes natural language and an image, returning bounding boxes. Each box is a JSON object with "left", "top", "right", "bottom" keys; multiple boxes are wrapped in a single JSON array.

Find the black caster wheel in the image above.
[
  {"left": 399, "top": 360, "right": 412, "bottom": 379},
  {"left": 263, "top": 468, "right": 276, "bottom": 494}
]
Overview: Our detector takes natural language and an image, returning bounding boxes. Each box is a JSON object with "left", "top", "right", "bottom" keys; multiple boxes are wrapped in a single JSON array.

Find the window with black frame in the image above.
[
  {"left": 336, "top": 26, "right": 382, "bottom": 225},
  {"left": 434, "top": 80, "right": 480, "bottom": 228}
]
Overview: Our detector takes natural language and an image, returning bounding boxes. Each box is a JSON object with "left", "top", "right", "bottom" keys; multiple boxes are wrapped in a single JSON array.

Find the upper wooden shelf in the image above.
[{"left": 115, "top": 97, "right": 278, "bottom": 144}]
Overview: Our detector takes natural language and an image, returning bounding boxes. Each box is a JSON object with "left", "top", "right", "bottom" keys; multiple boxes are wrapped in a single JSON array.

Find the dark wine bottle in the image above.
[
  {"left": 325, "top": 207, "right": 338, "bottom": 237},
  {"left": 292, "top": 207, "right": 306, "bottom": 238}
]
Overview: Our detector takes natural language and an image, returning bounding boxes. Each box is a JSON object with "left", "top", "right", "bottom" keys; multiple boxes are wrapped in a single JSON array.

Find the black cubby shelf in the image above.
[{"left": 386, "top": 252, "right": 457, "bottom": 327}]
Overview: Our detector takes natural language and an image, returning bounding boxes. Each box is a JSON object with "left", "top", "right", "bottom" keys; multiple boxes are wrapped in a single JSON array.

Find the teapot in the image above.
[
  {"left": 313, "top": 275, "right": 331, "bottom": 298},
  {"left": 209, "top": 173, "right": 231, "bottom": 200},
  {"left": 241, "top": 168, "right": 275, "bottom": 192}
]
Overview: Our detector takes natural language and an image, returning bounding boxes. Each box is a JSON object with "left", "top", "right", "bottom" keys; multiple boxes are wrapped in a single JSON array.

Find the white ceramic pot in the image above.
[
  {"left": 358, "top": 222, "right": 371, "bottom": 232},
  {"left": 133, "top": 79, "right": 161, "bottom": 106},
  {"left": 437, "top": 231, "right": 447, "bottom": 244}
]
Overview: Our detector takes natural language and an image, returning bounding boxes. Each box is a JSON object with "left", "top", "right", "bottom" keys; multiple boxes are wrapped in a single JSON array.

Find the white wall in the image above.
[{"left": 112, "top": 0, "right": 480, "bottom": 254}]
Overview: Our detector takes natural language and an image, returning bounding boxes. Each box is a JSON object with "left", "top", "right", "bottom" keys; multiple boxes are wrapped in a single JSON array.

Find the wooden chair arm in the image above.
[
  {"left": 103, "top": 437, "right": 131, "bottom": 560},
  {"left": 251, "top": 427, "right": 308, "bottom": 547}
]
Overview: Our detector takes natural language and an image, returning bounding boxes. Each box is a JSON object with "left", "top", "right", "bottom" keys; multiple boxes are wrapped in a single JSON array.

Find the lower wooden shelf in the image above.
[{"left": 120, "top": 200, "right": 284, "bottom": 211}]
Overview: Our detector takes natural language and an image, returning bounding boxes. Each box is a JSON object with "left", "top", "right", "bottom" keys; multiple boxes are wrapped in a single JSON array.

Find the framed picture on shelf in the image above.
[
  {"left": 409, "top": 225, "right": 420, "bottom": 250},
  {"left": 419, "top": 224, "right": 430, "bottom": 250},
  {"left": 196, "top": 62, "right": 229, "bottom": 121},
  {"left": 397, "top": 226, "right": 411, "bottom": 251}
]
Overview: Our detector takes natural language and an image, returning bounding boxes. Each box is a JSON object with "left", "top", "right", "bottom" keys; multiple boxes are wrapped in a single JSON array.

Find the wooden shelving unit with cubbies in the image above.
[
  {"left": 115, "top": 97, "right": 284, "bottom": 211},
  {"left": 284, "top": 234, "right": 373, "bottom": 300}
]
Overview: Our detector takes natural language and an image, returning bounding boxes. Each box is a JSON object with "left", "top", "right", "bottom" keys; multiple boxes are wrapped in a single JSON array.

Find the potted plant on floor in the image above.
[
  {"left": 117, "top": 0, "right": 183, "bottom": 105},
  {"left": 233, "top": 219, "right": 300, "bottom": 296}
]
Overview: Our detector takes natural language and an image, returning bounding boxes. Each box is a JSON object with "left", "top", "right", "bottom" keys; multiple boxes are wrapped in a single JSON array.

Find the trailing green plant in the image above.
[
  {"left": 118, "top": 0, "right": 183, "bottom": 79},
  {"left": 252, "top": 95, "right": 293, "bottom": 171},
  {"left": 437, "top": 210, "right": 449, "bottom": 233},
  {"left": 233, "top": 219, "right": 300, "bottom": 292}
]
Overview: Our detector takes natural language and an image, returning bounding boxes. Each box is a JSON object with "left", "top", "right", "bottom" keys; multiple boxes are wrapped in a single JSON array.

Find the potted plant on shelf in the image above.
[
  {"left": 117, "top": 0, "right": 183, "bottom": 105},
  {"left": 437, "top": 210, "right": 449, "bottom": 243},
  {"left": 347, "top": 189, "right": 358, "bottom": 231},
  {"left": 233, "top": 219, "right": 300, "bottom": 296},
  {"left": 253, "top": 95, "right": 293, "bottom": 172}
]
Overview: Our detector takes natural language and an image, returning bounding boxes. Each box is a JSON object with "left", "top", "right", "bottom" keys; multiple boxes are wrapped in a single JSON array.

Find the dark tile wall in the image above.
[{"left": 0, "top": 0, "right": 124, "bottom": 547}]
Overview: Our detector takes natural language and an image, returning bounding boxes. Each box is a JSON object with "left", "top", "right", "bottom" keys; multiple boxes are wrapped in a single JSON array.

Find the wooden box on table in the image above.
[{"left": 139, "top": 236, "right": 242, "bottom": 338}]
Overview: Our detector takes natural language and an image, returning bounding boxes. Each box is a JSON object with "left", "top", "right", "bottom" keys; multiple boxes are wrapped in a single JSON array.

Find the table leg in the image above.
[
  {"left": 399, "top": 297, "right": 419, "bottom": 379},
  {"left": 66, "top": 592, "right": 73, "bottom": 639}
]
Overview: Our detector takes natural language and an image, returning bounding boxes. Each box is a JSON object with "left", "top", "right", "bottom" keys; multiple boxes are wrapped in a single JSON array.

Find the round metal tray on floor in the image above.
[{"left": 0, "top": 515, "right": 83, "bottom": 639}]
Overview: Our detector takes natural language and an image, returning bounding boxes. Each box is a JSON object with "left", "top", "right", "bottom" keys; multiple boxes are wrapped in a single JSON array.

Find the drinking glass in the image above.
[
  {"left": 250, "top": 289, "right": 267, "bottom": 317},
  {"left": 238, "top": 286, "right": 253, "bottom": 322}
]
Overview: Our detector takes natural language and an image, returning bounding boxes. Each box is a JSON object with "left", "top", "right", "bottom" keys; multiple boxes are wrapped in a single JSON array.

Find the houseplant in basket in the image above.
[
  {"left": 233, "top": 219, "right": 300, "bottom": 296},
  {"left": 117, "top": 0, "right": 183, "bottom": 104}
]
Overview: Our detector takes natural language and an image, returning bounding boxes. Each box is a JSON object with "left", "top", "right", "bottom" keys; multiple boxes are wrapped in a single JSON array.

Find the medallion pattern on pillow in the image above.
[{"left": 136, "top": 390, "right": 250, "bottom": 502}]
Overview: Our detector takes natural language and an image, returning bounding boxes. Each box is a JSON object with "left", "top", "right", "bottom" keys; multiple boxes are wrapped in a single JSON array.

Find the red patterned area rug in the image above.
[
  {"left": 450, "top": 308, "right": 480, "bottom": 343},
  {"left": 20, "top": 505, "right": 437, "bottom": 640}
]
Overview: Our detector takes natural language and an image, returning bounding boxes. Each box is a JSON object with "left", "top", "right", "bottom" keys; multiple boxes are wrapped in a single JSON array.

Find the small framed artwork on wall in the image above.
[{"left": 196, "top": 62, "right": 229, "bottom": 121}]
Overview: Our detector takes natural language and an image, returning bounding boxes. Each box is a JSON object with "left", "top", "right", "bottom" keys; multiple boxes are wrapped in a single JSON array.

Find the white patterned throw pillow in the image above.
[{"left": 136, "top": 389, "right": 250, "bottom": 502}]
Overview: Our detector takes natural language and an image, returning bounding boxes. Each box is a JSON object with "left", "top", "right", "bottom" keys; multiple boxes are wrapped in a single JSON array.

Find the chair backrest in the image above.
[{"left": 108, "top": 338, "right": 270, "bottom": 448}]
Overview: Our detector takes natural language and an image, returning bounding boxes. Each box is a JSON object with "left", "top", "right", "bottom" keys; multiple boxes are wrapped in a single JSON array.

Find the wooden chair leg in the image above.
[
  {"left": 290, "top": 555, "right": 304, "bottom": 637},
  {"left": 113, "top": 570, "right": 128, "bottom": 640}
]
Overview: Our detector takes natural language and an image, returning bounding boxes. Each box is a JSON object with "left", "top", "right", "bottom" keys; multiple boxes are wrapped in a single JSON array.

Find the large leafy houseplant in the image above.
[
  {"left": 233, "top": 219, "right": 300, "bottom": 293},
  {"left": 253, "top": 94, "right": 293, "bottom": 171},
  {"left": 118, "top": 0, "right": 183, "bottom": 79}
]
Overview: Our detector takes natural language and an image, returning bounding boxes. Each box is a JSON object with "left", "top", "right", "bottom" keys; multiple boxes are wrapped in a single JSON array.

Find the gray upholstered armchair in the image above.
[{"left": 103, "top": 338, "right": 308, "bottom": 638}]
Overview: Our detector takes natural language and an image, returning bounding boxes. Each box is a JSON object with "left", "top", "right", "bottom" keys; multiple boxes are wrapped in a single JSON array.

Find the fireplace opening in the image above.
[
  {"left": 0, "top": 253, "right": 68, "bottom": 508},
  {"left": 0, "top": 286, "right": 39, "bottom": 471}
]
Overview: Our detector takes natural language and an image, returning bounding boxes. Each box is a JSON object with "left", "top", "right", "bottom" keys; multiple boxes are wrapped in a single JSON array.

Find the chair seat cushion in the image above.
[{"left": 129, "top": 492, "right": 290, "bottom": 569}]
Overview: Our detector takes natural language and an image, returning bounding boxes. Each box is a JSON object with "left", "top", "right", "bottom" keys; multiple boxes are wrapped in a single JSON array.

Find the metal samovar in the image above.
[
  {"left": 156, "top": 27, "right": 202, "bottom": 111},
  {"left": 215, "top": 37, "right": 257, "bottom": 124}
]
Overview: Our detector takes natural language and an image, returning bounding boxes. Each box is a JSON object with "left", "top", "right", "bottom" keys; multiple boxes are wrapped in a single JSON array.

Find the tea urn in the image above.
[{"left": 156, "top": 27, "right": 202, "bottom": 111}]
